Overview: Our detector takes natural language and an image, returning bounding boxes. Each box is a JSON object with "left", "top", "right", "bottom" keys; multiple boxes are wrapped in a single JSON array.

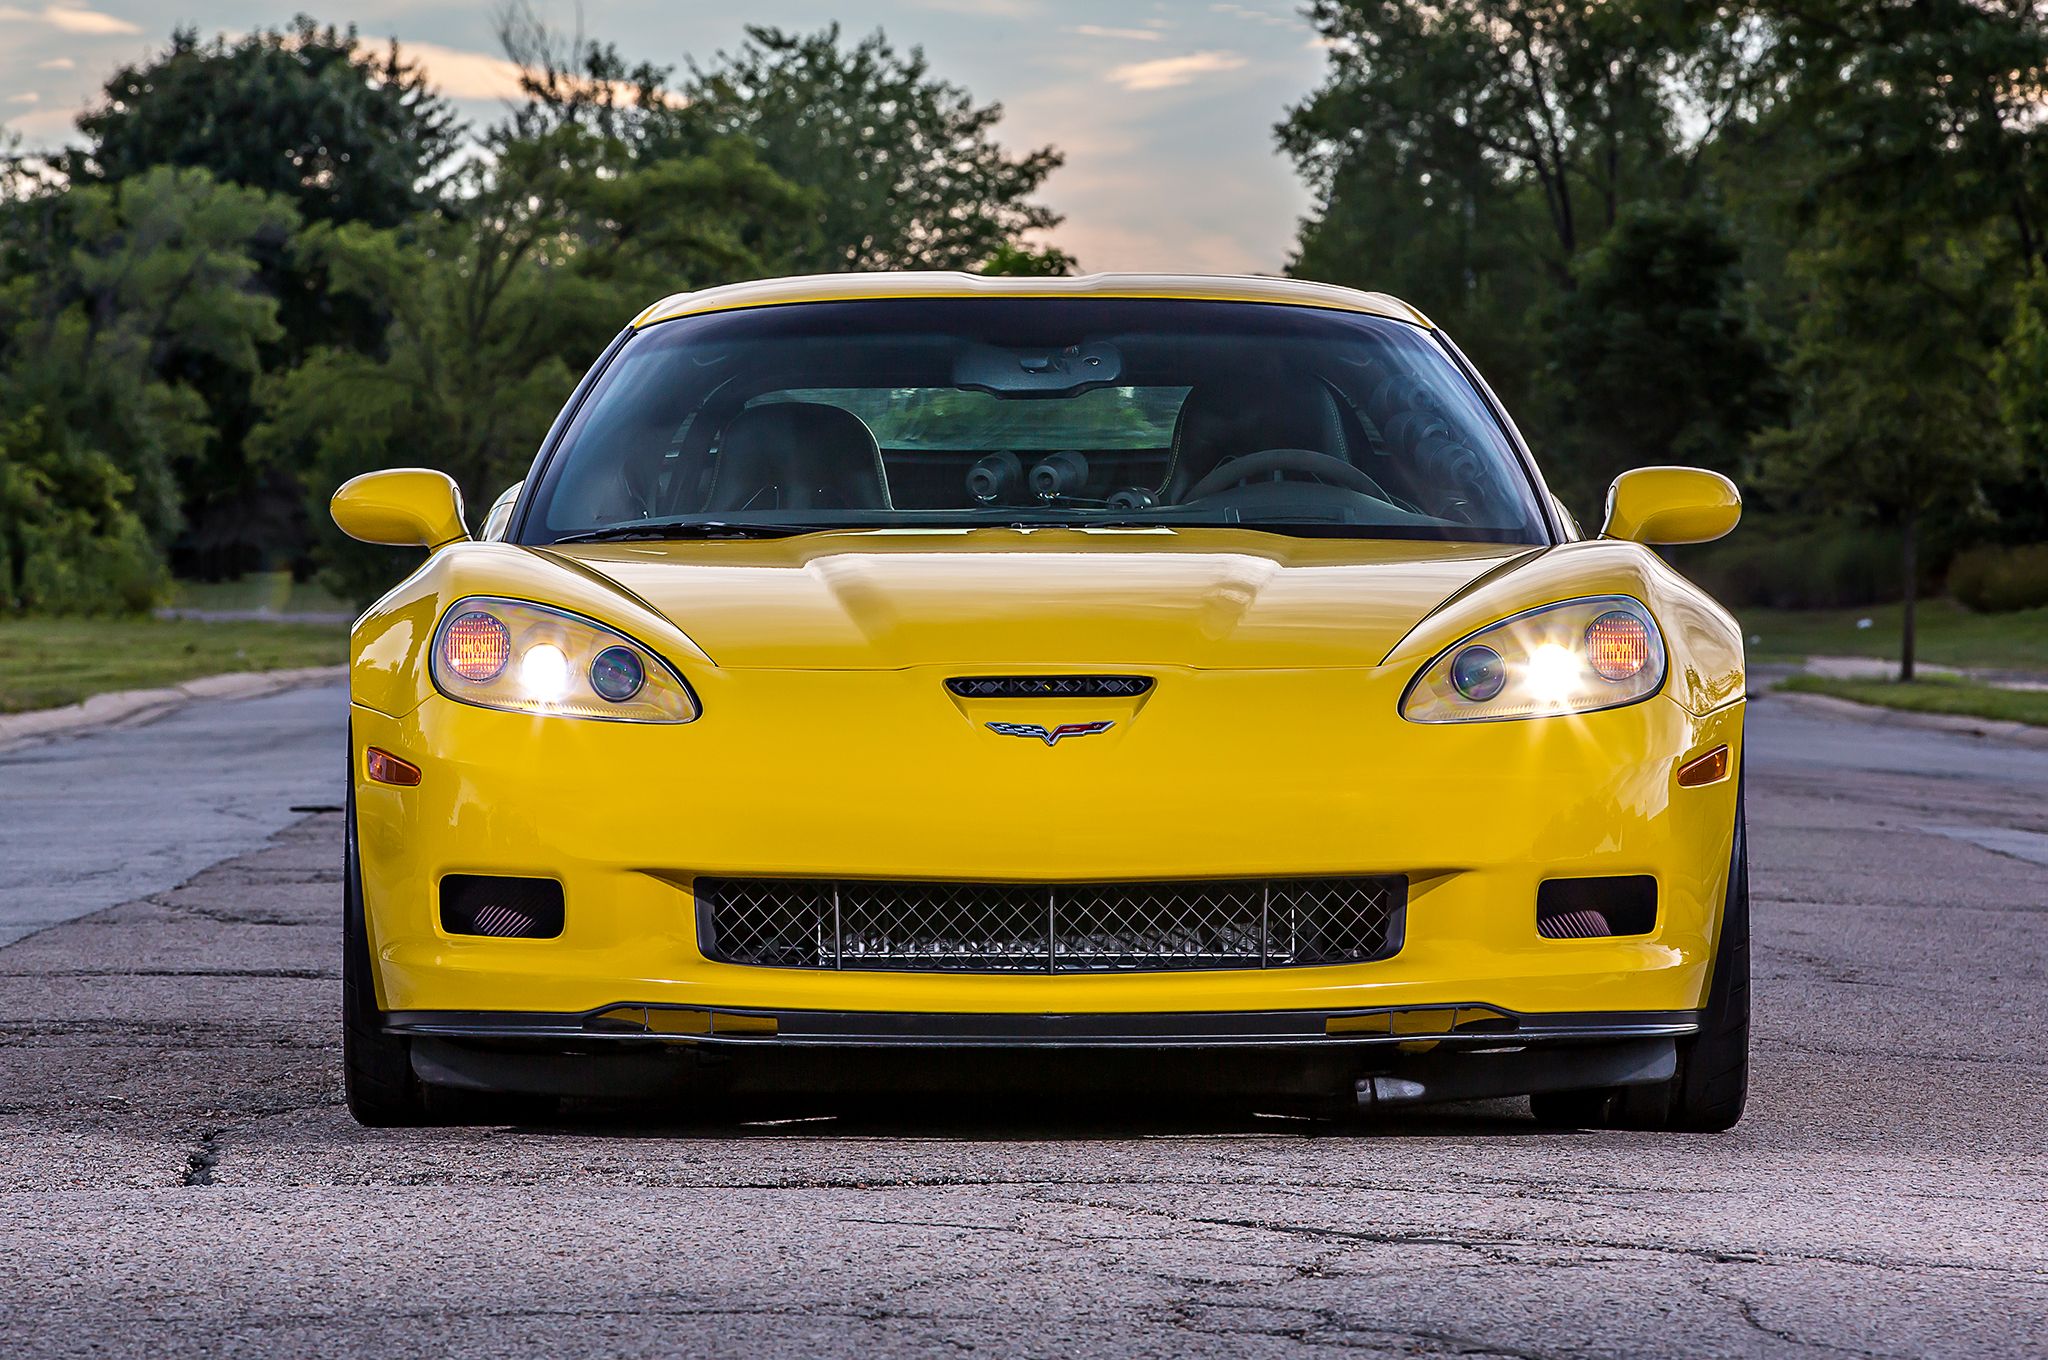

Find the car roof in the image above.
[{"left": 630, "top": 271, "right": 1434, "bottom": 331}]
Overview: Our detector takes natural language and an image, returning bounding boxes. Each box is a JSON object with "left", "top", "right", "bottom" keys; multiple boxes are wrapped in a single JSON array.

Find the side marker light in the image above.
[
  {"left": 366, "top": 747, "right": 422, "bottom": 787},
  {"left": 1677, "top": 745, "right": 1730, "bottom": 788}
]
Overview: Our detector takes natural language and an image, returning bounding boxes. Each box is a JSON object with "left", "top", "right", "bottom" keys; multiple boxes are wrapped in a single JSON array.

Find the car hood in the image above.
[{"left": 541, "top": 528, "right": 1538, "bottom": 671}]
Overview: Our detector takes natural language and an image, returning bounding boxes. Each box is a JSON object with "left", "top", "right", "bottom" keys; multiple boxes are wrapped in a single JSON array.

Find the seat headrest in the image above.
[
  {"left": 706, "top": 402, "right": 891, "bottom": 512},
  {"left": 1163, "top": 373, "right": 1345, "bottom": 500}
]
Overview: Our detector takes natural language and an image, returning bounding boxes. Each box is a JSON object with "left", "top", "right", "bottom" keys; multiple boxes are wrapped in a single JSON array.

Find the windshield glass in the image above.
[{"left": 523, "top": 298, "right": 1549, "bottom": 544}]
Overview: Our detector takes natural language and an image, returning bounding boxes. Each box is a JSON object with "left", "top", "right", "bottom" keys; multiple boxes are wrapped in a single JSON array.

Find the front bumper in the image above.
[
  {"left": 388, "top": 1001, "right": 1702, "bottom": 1048},
  {"left": 350, "top": 670, "right": 1744, "bottom": 1026}
]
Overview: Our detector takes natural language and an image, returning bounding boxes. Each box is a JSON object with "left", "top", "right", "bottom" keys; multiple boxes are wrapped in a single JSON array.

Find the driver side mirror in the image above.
[
  {"left": 331, "top": 469, "right": 470, "bottom": 549},
  {"left": 1601, "top": 467, "right": 1741, "bottom": 545}
]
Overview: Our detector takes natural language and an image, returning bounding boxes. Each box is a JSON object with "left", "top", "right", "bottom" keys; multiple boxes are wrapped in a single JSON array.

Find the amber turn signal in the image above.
[
  {"left": 1676, "top": 745, "right": 1730, "bottom": 788},
  {"left": 366, "top": 747, "right": 422, "bottom": 787}
]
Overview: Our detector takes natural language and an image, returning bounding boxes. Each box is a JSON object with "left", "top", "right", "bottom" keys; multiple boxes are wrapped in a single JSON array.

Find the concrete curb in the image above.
[
  {"left": 1763, "top": 686, "right": 2048, "bottom": 750},
  {"left": 0, "top": 666, "right": 346, "bottom": 753}
]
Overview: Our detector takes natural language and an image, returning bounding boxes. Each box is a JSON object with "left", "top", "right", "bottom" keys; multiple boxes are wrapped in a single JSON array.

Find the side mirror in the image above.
[
  {"left": 479, "top": 481, "right": 524, "bottom": 542},
  {"left": 1601, "top": 467, "right": 1741, "bottom": 545},
  {"left": 331, "top": 469, "right": 469, "bottom": 549}
]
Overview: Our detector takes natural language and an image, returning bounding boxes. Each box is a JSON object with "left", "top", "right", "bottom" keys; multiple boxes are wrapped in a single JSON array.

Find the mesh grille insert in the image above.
[
  {"left": 696, "top": 876, "right": 1405, "bottom": 972},
  {"left": 945, "top": 675, "right": 1154, "bottom": 699}
]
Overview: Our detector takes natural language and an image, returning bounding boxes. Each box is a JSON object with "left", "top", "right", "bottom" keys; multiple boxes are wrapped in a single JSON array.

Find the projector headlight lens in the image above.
[
  {"left": 431, "top": 598, "right": 697, "bottom": 723},
  {"left": 589, "top": 645, "right": 646, "bottom": 703},
  {"left": 1401, "top": 597, "right": 1665, "bottom": 723}
]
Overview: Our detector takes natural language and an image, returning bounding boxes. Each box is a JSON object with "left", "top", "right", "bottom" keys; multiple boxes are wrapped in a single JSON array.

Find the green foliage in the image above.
[
  {"left": 977, "top": 242, "right": 1077, "bottom": 277},
  {"left": 0, "top": 12, "right": 1060, "bottom": 612},
  {"left": 0, "top": 166, "right": 294, "bottom": 609},
  {"left": 1672, "top": 521, "right": 1920, "bottom": 611},
  {"left": 71, "top": 16, "right": 459, "bottom": 230},
  {"left": 1537, "top": 203, "right": 1781, "bottom": 512},
  {"left": 251, "top": 129, "right": 816, "bottom": 603},
  {"left": 0, "top": 407, "right": 164, "bottom": 614},
  {"left": 663, "top": 25, "right": 1064, "bottom": 272},
  {"left": 1280, "top": 1, "right": 1761, "bottom": 444},
  {"left": 1948, "top": 543, "right": 2048, "bottom": 613}
]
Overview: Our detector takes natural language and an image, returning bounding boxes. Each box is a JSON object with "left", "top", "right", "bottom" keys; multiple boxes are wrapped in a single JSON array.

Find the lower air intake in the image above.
[
  {"left": 1537, "top": 875, "right": 1658, "bottom": 939},
  {"left": 696, "top": 875, "right": 1406, "bottom": 973},
  {"left": 440, "top": 875, "right": 565, "bottom": 939}
]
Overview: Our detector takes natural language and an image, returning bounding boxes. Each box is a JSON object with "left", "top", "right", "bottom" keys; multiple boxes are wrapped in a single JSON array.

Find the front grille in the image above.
[
  {"left": 695, "top": 876, "right": 1405, "bottom": 973},
  {"left": 945, "top": 675, "right": 1153, "bottom": 699}
]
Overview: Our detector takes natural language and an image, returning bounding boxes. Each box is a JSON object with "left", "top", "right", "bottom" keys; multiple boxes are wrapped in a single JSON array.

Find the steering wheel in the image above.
[{"left": 1183, "top": 447, "right": 1396, "bottom": 505}]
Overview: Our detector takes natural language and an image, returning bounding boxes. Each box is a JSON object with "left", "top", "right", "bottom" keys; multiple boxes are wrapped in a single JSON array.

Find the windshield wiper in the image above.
[{"left": 547, "top": 520, "right": 827, "bottom": 544}]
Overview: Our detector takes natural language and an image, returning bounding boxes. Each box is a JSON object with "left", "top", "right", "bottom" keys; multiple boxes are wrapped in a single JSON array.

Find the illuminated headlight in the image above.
[
  {"left": 430, "top": 597, "right": 698, "bottom": 723},
  {"left": 1400, "top": 597, "right": 1665, "bottom": 723}
]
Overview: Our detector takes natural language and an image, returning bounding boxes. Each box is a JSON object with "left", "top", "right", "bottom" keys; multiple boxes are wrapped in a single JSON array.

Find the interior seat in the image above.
[
  {"left": 1158, "top": 372, "right": 1348, "bottom": 502},
  {"left": 705, "top": 402, "right": 892, "bottom": 512}
]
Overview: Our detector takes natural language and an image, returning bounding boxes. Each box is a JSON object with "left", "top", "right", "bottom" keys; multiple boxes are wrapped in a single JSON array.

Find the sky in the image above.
[{"left": 0, "top": 1, "right": 1333, "bottom": 274}]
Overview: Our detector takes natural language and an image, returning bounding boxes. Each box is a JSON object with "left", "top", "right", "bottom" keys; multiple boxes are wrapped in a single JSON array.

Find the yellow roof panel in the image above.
[{"left": 630, "top": 271, "right": 1434, "bottom": 330}]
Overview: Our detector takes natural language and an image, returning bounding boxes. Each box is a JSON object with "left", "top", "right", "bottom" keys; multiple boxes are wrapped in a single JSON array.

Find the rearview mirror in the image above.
[
  {"left": 1601, "top": 467, "right": 1741, "bottom": 545},
  {"left": 330, "top": 469, "right": 470, "bottom": 549}
]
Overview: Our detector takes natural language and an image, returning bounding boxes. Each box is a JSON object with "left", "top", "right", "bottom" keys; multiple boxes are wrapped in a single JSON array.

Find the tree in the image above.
[
  {"left": 61, "top": 17, "right": 465, "bottom": 575},
  {"left": 251, "top": 130, "right": 814, "bottom": 602},
  {"left": 1279, "top": 1, "right": 1745, "bottom": 417},
  {"left": 0, "top": 166, "right": 294, "bottom": 557},
  {"left": 1759, "top": 222, "right": 2010, "bottom": 680},
  {"left": 1990, "top": 274, "right": 2048, "bottom": 541},
  {"left": 0, "top": 407, "right": 161, "bottom": 614},
  {"left": 658, "top": 25, "right": 1064, "bottom": 272},
  {"left": 1538, "top": 203, "right": 1780, "bottom": 511},
  {"left": 70, "top": 16, "right": 459, "bottom": 230}
]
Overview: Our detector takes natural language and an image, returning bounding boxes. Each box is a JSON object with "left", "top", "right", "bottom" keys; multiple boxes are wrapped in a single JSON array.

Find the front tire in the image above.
[
  {"left": 1532, "top": 778, "right": 1750, "bottom": 1132},
  {"left": 343, "top": 767, "right": 428, "bottom": 1127}
]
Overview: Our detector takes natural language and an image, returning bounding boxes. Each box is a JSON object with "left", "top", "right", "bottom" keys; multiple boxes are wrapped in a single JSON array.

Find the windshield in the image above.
[{"left": 522, "top": 298, "right": 1550, "bottom": 544}]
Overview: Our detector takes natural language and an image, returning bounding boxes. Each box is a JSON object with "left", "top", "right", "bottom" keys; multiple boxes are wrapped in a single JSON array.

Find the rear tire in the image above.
[
  {"left": 343, "top": 766, "right": 428, "bottom": 1128},
  {"left": 1530, "top": 777, "right": 1750, "bottom": 1132}
]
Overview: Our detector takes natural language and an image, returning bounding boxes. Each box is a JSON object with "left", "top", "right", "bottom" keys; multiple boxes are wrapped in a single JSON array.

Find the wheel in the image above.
[
  {"left": 343, "top": 758, "right": 428, "bottom": 1127},
  {"left": 1531, "top": 776, "right": 1750, "bottom": 1132}
]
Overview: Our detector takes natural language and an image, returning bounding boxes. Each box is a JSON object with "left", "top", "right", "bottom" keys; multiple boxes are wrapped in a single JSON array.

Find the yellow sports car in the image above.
[{"left": 333, "top": 273, "right": 1748, "bottom": 1130}]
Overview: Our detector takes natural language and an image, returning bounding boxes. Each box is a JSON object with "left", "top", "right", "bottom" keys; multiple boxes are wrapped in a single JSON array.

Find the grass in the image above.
[
  {"left": 0, "top": 616, "right": 345, "bottom": 713},
  {"left": 1777, "top": 673, "right": 2048, "bottom": 728},
  {"left": 167, "top": 570, "right": 349, "bottom": 615},
  {"left": 1738, "top": 599, "right": 2048, "bottom": 672}
]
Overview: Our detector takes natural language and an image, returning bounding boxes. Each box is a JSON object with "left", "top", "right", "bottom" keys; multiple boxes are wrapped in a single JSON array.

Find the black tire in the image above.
[
  {"left": 1531, "top": 778, "right": 1750, "bottom": 1132},
  {"left": 343, "top": 765, "right": 428, "bottom": 1127}
]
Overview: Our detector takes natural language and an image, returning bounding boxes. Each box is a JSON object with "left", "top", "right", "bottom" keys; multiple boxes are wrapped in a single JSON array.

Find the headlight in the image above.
[
  {"left": 1400, "top": 596, "right": 1665, "bottom": 723},
  {"left": 431, "top": 597, "right": 698, "bottom": 723}
]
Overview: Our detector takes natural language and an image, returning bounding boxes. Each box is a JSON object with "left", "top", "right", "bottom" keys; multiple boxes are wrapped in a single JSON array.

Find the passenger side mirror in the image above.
[
  {"left": 330, "top": 469, "right": 470, "bottom": 549},
  {"left": 480, "top": 481, "right": 524, "bottom": 542},
  {"left": 1601, "top": 467, "right": 1741, "bottom": 545}
]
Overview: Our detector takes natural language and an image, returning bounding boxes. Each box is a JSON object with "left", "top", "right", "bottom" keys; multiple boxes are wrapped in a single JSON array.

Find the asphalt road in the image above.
[{"left": 2, "top": 689, "right": 2044, "bottom": 1358}]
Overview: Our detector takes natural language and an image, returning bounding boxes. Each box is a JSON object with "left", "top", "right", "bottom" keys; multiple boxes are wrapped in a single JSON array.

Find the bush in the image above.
[
  {"left": 1948, "top": 543, "right": 2048, "bottom": 612},
  {"left": 1669, "top": 522, "right": 1917, "bottom": 610}
]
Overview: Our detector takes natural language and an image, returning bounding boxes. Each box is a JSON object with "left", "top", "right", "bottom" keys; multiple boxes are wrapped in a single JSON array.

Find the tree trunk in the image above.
[{"left": 1899, "top": 512, "right": 1918, "bottom": 684}]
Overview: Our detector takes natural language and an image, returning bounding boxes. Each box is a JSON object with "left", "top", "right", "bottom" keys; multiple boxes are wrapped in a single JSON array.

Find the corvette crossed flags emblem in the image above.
[{"left": 985, "top": 720, "right": 1115, "bottom": 746}]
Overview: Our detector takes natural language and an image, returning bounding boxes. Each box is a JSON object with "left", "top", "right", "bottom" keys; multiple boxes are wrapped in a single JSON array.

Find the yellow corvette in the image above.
[{"left": 332, "top": 272, "right": 1748, "bottom": 1130}]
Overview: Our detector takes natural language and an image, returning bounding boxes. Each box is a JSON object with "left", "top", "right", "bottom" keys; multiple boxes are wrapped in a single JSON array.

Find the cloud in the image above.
[
  {"left": 1066, "top": 25, "right": 1161, "bottom": 43},
  {"left": 7, "top": 91, "right": 39, "bottom": 104},
  {"left": 911, "top": 0, "right": 1040, "bottom": 16},
  {"left": 1106, "top": 51, "right": 1248, "bottom": 93},
  {"left": 393, "top": 41, "right": 526, "bottom": 101},
  {"left": 0, "top": 4, "right": 140, "bottom": 35},
  {"left": 37, "top": 56, "right": 74, "bottom": 69},
  {"left": 1209, "top": 2, "right": 1300, "bottom": 28}
]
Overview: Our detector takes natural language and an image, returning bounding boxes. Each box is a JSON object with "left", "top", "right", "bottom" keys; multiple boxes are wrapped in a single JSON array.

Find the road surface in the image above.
[{"left": 1, "top": 687, "right": 2043, "bottom": 1357}]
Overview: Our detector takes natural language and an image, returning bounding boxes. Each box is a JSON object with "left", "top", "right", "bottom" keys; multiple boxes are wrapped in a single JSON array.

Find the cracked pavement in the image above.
[{"left": 1, "top": 694, "right": 2044, "bottom": 1357}]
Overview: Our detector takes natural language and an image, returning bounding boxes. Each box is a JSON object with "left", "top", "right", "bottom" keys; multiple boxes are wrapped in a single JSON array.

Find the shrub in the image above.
[
  {"left": 1670, "top": 522, "right": 1917, "bottom": 610},
  {"left": 1949, "top": 543, "right": 2048, "bottom": 613}
]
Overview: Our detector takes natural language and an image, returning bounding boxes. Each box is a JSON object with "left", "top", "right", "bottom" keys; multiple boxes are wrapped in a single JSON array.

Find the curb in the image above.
[
  {"left": 0, "top": 666, "right": 346, "bottom": 753},
  {"left": 1763, "top": 686, "right": 2048, "bottom": 750}
]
